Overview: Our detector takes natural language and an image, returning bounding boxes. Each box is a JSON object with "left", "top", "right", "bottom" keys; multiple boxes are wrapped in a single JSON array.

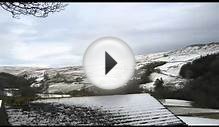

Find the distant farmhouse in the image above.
[{"left": 3, "top": 88, "right": 21, "bottom": 97}]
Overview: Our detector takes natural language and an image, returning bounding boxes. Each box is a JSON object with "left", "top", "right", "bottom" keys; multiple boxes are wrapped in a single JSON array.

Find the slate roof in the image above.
[{"left": 37, "top": 93, "right": 185, "bottom": 125}]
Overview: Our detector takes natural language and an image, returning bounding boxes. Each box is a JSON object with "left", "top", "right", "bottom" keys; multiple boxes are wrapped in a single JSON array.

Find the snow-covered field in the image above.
[{"left": 47, "top": 82, "right": 85, "bottom": 93}]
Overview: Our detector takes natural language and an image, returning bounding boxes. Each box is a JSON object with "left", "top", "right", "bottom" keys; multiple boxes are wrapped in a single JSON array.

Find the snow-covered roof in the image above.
[{"left": 38, "top": 93, "right": 185, "bottom": 125}]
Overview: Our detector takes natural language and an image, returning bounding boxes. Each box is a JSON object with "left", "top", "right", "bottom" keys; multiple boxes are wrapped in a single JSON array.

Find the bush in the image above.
[
  {"left": 4, "top": 96, "right": 37, "bottom": 107},
  {"left": 163, "top": 54, "right": 168, "bottom": 57},
  {"left": 151, "top": 78, "right": 171, "bottom": 99},
  {"left": 118, "top": 61, "right": 167, "bottom": 94},
  {"left": 67, "top": 85, "right": 95, "bottom": 97},
  {"left": 154, "top": 78, "right": 164, "bottom": 90},
  {"left": 139, "top": 61, "right": 166, "bottom": 84},
  {"left": 179, "top": 53, "right": 219, "bottom": 79}
]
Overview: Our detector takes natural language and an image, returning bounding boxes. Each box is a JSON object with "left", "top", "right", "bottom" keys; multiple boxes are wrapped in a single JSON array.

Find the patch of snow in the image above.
[
  {"left": 36, "top": 77, "right": 44, "bottom": 82},
  {"left": 0, "top": 100, "right": 2, "bottom": 108},
  {"left": 179, "top": 116, "right": 219, "bottom": 126},
  {"left": 47, "top": 82, "right": 85, "bottom": 93},
  {"left": 37, "top": 94, "right": 71, "bottom": 98},
  {"left": 168, "top": 107, "right": 219, "bottom": 115},
  {"left": 140, "top": 82, "right": 154, "bottom": 91},
  {"left": 30, "top": 83, "right": 41, "bottom": 87},
  {"left": 156, "top": 62, "right": 185, "bottom": 76},
  {"left": 4, "top": 88, "right": 19, "bottom": 90},
  {"left": 160, "top": 99, "right": 192, "bottom": 107}
]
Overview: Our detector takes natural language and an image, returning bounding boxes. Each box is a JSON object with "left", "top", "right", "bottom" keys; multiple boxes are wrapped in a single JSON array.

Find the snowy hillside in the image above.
[
  {"left": 0, "top": 42, "right": 218, "bottom": 93},
  {"left": 0, "top": 66, "right": 90, "bottom": 93},
  {"left": 136, "top": 42, "right": 219, "bottom": 91}
]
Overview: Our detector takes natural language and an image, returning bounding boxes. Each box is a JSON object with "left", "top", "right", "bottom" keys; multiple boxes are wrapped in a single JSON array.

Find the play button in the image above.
[
  {"left": 83, "top": 37, "right": 135, "bottom": 90},
  {"left": 105, "top": 51, "right": 117, "bottom": 75}
]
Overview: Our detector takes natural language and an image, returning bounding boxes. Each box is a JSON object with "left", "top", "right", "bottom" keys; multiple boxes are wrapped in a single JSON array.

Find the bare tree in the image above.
[{"left": 0, "top": 2, "right": 67, "bottom": 18}]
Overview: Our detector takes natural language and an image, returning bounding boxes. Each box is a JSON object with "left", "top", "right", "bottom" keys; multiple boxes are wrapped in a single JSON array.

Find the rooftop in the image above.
[{"left": 35, "top": 93, "right": 185, "bottom": 125}]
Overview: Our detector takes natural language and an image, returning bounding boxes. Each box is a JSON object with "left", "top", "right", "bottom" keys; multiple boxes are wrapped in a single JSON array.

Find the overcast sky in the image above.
[{"left": 0, "top": 3, "right": 219, "bottom": 67}]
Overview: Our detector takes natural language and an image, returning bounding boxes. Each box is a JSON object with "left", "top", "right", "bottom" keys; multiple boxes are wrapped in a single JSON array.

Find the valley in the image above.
[{"left": 1, "top": 42, "right": 219, "bottom": 125}]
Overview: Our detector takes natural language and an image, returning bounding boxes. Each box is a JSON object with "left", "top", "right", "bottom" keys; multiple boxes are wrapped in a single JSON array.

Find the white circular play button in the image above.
[{"left": 83, "top": 37, "right": 135, "bottom": 90}]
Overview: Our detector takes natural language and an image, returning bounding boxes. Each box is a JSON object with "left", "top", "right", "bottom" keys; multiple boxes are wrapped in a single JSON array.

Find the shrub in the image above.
[
  {"left": 179, "top": 53, "right": 219, "bottom": 79},
  {"left": 154, "top": 78, "right": 164, "bottom": 90},
  {"left": 0, "top": 72, "right": 38, "bottom": 107},
  {"left": 139, "top": 61, "right": 166, "bottom": 84}
]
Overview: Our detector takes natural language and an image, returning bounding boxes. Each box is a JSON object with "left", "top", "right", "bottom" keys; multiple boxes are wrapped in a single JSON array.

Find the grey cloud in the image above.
[{"left": 0, "top": 3, "right": 219, "bottom": 67}]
